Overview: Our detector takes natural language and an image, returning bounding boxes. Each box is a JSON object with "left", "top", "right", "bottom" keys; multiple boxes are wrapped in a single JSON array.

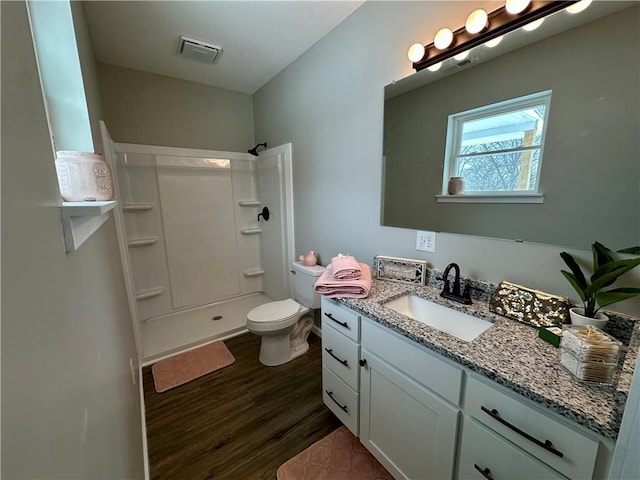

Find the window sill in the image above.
[
  {"left": 59, "top": 200, "right": 116, "bottom": 253},
  {"left": 435, "top": 193, "right": 544, "bottom": 204}
]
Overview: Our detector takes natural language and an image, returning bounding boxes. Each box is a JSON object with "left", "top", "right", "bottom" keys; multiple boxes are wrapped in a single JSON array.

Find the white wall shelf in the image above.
[
  {"left": 238, "top": 200, "right": 260, "bottom": 207},
  {"left": 240, "top": 227, "right": 262, "bottom": 235},
  {"left": 435, "top": 193, "right": 544, "bottom": 204},
  {"left": 59, "top": 200, "right": 117, "bottom": 253},
  {"left": 243, "top": 268, "right": 265, "bottom": 277},
  {"left": 127, "top": 236, "right": 159, "bottom": 247},
  {"left": 123, "top": 203, "right": 154, "bottom": 212},
  {"left": 135, "top": 286, "right": 164, "bottom": 300}
]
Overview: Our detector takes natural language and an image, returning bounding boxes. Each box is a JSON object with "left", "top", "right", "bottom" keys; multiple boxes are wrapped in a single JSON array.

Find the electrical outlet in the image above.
[{"left": 416, "top": 230, "right": 436, "bottom": 252}]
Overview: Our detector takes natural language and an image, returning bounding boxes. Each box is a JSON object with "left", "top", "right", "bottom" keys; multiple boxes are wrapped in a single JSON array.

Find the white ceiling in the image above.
[{"left": 84, "top": 1, "right": 365, "bottom": 95}]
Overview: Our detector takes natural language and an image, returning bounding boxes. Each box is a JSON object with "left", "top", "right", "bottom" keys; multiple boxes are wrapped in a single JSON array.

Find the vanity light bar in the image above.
[{"left": 411, "top": 1, "right": 578, "bottom": 72}]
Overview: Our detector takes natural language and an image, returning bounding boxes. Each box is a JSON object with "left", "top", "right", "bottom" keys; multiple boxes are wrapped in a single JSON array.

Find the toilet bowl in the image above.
[{"left": 247, "top": 262, "right": 325, "bottom": 366}]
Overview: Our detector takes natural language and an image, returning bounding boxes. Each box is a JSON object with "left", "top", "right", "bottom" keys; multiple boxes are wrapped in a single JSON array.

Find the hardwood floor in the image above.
[{"left": 143, "top": 332, "right": 341, "bottom": 479}]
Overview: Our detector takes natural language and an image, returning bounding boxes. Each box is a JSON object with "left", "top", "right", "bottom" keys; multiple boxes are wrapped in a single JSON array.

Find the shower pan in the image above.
[{"left": 101, "top": 122, "right": 294, "bottom": 363}]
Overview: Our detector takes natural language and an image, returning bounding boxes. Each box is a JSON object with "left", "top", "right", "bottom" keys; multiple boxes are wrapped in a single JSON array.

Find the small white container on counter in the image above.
[{"left": 55, "top": 151, "right": 114, "bottom": 202}]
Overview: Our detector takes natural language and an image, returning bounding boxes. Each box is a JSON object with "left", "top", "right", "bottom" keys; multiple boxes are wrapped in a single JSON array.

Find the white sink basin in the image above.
[{"left": 384, "top": 295, "right": 493, "bottom": 342}]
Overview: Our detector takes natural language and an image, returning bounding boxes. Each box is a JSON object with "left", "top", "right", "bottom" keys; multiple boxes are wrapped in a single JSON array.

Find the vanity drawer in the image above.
[
  {"left": 464, "top": 375, "right": 599, "bottom": 480},
  {"left": 321, "top": 297, "right": 361, "bottom": 342},
  {"left": 322, "top": 366, "right": 359, "bottom": 435},
  {"left": 361, "top": 318, "right": 462, "bottom": 405},
  {"left": 322, "top": 323, "right": 360, "bottom": 390},
  {"left": 458, "top": 416, "right": 565, "bottom": 480}
]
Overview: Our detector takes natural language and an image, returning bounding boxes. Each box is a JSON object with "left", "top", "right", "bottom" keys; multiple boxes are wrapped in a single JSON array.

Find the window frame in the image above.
[{"left": 440, "top": 90, "right": 552, "bottom": 201}]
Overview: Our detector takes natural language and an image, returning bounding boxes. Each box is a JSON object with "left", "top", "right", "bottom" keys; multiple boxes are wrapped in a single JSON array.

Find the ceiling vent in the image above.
[{"left": 178, "top": 36, "right": 222, "bottom": 64}]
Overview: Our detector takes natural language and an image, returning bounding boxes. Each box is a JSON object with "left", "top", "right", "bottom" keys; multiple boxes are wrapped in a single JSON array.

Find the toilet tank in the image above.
[{"left": 291, "top": 262, "right": 325, "bottom": 308}]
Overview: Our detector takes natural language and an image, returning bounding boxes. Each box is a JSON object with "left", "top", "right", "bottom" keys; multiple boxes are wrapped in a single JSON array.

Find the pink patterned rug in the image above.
[
  {"left": 277, "top": 426, "right": 393, "bottom": 480},
  {"left": 151, "top": 341, "right": 235, "bottom": 393}
]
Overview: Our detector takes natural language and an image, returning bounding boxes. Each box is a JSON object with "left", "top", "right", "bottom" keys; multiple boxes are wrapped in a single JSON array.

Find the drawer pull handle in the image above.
[
  {"left": 324, "top": 312, "right": 350, "bottom": 329},
  {"left": 324, "top": 348, "right": 349, "bottom": 367},
  {"left": 325, "top": 390, "right": 349, "bottom": 413},
  {"left": 480, "top": 406, "right": 564, "bottom": 458},
  {"left": 359, "top": 358, "right": 367, "bottom": 367},
  {"left": 473, "top": 464, "right": 494, "bottom": 480}
]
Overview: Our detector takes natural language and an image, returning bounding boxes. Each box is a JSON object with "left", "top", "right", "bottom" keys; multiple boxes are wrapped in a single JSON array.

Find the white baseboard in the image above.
[{"left": 312, "top": 324, "right": 322, "bottom": 338}]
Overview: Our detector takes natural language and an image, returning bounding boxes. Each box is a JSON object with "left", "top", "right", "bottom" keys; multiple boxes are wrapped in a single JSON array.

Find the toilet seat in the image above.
[
  {"left": 247, "top": 298, "right": 301, "bottom": 323},
  {"left": 247, "top": 299, "right": 307, "bottom": 333}
]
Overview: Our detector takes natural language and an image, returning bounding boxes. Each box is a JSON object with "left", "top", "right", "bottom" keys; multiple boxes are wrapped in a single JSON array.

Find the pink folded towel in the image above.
[
  {"left": 331, "top": 255, "right": 362, "bottom": 280},
  {"left": 313, "top": 263, "right": 372, "bottom": 299}
]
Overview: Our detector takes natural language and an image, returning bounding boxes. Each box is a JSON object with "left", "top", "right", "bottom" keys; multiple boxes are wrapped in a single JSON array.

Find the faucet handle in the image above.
[
  {"left": 442, "top": 279, "right": 451, "bottom": 294},
  {"left": 463, "top": 283, "right": 481, "bottom": 300}
]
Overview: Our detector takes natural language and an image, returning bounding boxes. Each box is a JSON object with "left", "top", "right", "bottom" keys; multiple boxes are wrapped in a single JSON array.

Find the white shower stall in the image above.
[{"left": 101, "top": 123, "right": 294, "bottom": 363}]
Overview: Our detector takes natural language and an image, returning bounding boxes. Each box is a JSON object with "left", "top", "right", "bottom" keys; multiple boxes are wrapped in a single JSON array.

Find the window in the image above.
[{"left": 440, "top": 90, "right": 551, "bottom": 202}]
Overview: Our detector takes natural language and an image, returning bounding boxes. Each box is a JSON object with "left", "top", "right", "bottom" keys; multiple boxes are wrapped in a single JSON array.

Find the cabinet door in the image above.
[
  {"left": 360, "top": 349, "right": 459, "bottom": 480},
  {"left": 458, "top": 416, "right": 566, "bottom": 480}
]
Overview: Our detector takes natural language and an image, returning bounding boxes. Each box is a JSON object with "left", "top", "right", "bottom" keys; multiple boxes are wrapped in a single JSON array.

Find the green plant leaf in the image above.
[
  {"left": 585, "top": 264, "right": 632, "bottom": 297},
  {"left": 591, "top": 258, "right": 637, "bottom": 288},
  {"left": 560, "top": 252, "right": 587, "bottom": 289},
  {"left": 561, "top": 270, "right": 587, "bottom": 301},
  {"left": 597, "top": 288, "right": 640, "bottom": 308},
  {"left": 591, "top": 257, "right": 640, "bottom": 284},
  {"left": 593, "top": 241, "right": 615, "bottom": 271},
  {"left": 618, "top": 246, "right": 640, "bottom": 255}
]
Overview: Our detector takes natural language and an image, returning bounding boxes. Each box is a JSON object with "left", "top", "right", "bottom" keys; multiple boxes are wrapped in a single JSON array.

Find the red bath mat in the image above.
[
  {"left": 277, "top": 426, "right": 393, "bottom": 480},
  {"left": 151, "top": 341, "right": 235, "bottom": 393}
]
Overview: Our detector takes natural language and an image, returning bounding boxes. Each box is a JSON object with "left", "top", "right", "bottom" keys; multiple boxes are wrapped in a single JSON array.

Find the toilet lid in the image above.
[{"left": 247, "top": 299, "right": 301, "bottom": 323}]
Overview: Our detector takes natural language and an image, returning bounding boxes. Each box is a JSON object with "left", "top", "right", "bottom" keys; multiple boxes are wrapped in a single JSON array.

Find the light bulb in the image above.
[
  {"left": 407, "top": 43, "right": 426, "bottom": 63},
  {"left": 454, "top": 51, "right": 469, "bottom": 61},
  {"left": 505, "top": 0, "right": 530, "bottom": 14},
  {"left": 485, "top": 36, "right": 503, "bottom": 48},
  {"left": 523, "top": 18, "right": 544, "bottom": 31},
  {"left": 434, "top": 28, "right": 453, "bottom": 49},
  {"left": 427, "top": 62, "right": 442, "bottom": 72},
  {"left": 465, "top": 9, "right": 488, "bottom": 34},
  {"left": 566, "top": 0, "right": 592, "bottom": 14}
]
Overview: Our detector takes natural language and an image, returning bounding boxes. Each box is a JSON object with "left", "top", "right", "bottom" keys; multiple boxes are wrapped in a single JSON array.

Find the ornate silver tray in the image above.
[
  {"left": 489, "top": 281, "right": 570, "bottom": 327},
  {"left": 373, "top": 255, "right": 427, "bottom": 285}
]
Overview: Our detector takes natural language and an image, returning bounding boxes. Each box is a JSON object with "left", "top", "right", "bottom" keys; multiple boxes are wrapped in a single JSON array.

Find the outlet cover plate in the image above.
[{"left": 416, "top": 230, "right": 436, "bottom": 252}]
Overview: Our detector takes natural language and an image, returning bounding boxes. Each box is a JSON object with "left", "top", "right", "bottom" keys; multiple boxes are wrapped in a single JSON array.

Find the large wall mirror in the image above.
[{"left": 382, "top": 2, "right": 639, "bottom": 250}]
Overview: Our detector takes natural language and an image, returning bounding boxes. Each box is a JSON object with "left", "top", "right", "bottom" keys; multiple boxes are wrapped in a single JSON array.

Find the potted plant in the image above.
[{"left": 560, "top": 242, "right": 640, "bottom": 327}]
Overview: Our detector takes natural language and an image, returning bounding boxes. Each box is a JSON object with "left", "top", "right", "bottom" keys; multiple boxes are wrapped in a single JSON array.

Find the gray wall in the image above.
[
  {"left": 253, "top": 1, "right": 640, "bottom": 316},
  {"left": 383, "top": 9, "right": 639, "bottom": 250},
  {"left": 98, "top": 62, "right": 255, "bottom": 151},
  {"left": 1, "top": 2, "right": 145, "bottom": 478}
]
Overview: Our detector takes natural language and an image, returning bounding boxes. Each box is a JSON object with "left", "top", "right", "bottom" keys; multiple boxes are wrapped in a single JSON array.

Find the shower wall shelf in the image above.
[
  {"left": 128, "top": 237, "right": 159, "bottom": 247},
  {"left": 59, "top": 200, "right": 117, "bottom": 253},
  {"left": 135, "top": 286, "right": 164, "bottom": 300},
  {"left": 243, "top": 268, "right": 265, "bottom": 277},
  {"left": 238, "top": 200, "right": 260, "bottom": 207},
  {"left": 240, "top": 227, "right": 262, "bottom": 235},
  {"left": 123, "top": 203, "right": 154, "bottom": 212}
]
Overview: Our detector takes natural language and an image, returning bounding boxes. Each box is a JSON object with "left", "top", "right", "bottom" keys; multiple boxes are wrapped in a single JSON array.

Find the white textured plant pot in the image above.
[{"left": 569, "top": 307, "right": 608, "bottom": 329}]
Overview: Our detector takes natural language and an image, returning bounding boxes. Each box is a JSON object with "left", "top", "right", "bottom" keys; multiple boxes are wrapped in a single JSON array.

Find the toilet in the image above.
[{"left": 247, "top": 262, "right": 325, "bottom": 366}]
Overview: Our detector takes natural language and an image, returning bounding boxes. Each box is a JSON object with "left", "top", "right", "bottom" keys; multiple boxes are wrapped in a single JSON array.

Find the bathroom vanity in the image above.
[{"left": 320, "top": 279, "right": 639, "bottom": 480}]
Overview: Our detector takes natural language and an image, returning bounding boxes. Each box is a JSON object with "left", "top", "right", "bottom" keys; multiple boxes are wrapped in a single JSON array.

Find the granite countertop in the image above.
[{"left": 333, "top": 278, "right": 640, "bottom": 440}]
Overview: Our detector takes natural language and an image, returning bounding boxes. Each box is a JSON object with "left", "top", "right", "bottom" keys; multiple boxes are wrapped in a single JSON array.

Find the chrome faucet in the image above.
[{"left": 440, "top": 263, "right": 472, "bottom": 305}]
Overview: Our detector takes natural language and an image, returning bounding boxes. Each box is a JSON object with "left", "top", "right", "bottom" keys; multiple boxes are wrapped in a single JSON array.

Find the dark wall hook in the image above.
[{"left": 258, "top": 206, "right": 270, "bottom": 222}]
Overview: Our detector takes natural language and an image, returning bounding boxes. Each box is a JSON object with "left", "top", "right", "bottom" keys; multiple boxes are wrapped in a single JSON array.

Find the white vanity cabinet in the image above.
[
  {"left": 320, "top": 301, "right": 615, "bottom": 480},
  {"left": 359, "top": 318, "right": 462, "bottom": 480},
  {"left": 462, "top": 375, "right": 611, "bottom": 480},
  {"left": 457, "top": 416, "right": 566, "bottom": 480},
  {"left": 321, "top": 297, "right": 361, "bottom": 435}
]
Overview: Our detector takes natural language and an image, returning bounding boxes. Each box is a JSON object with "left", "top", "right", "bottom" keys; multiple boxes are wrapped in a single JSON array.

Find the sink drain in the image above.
[{"left": 212, "top": 315, "right": 223, "bottom": 321}]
